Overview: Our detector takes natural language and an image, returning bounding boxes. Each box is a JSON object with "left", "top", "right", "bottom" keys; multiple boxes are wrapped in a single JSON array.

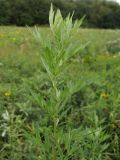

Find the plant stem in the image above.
[
  {"left": 52, "top": 117, "right": 57, "bottom": 160},
  {"left": 52, "top": 80, "right": 59, "bottom": 160}
]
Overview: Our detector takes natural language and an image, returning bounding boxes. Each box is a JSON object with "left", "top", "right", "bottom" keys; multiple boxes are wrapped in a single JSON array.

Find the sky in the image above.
[
  {"left": 108, "top": 0, "right": 120, "bottom": 3},
  {"left": 113, "top": 0, "right": 120, "bottom": 3}
]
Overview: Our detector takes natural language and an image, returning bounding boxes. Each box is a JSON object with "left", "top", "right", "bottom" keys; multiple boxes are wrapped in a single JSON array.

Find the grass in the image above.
[
  {"left": 0, "top": 26, "right": 120, "bottom": 56},
  {"left": 0, "top": 12, "right": 120, "bottom": 160}
]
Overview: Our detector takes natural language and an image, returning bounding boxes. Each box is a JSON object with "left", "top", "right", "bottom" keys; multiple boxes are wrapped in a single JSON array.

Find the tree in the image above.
[
  {"left": 0, "top": 0, "right": 120, "bottom": 28},
  {"left": 0, "top": 0, "right": 10, "bottom": 25},
  {"left": 28, "top": 0, "right": 52, "bottom": 25},
  {"left": 10, "top": 0, "right": 33, "bottom": 26}
]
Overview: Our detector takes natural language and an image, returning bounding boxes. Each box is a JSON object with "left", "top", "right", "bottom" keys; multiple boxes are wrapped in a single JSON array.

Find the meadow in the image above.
[{"left": 0, "top": 8, "right": 120, "bottom": 160}]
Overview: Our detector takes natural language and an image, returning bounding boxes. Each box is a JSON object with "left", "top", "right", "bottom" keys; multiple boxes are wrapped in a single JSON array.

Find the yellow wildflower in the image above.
[
  {"left": 5, "top": 90, "right": 11, "bottom": 97},
  {"left": 112, "top": 124, "right": 118, "bottom": 129},
  {"left": 100, "top": 92, "right": 109, "bottom": 99}
]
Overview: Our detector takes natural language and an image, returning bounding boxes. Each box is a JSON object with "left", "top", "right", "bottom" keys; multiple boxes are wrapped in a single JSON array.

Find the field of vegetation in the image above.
[{"left": 0, "top": 7, "right": 120, "bottom": 160}]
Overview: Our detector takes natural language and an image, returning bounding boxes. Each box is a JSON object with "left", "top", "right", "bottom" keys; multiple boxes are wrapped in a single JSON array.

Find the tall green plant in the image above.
[
  {"left": 26, "top": 5, "right": 109, "bottom": 160},
  {"left": 30, "top": 4, "right": 84, "bottom": 159}
]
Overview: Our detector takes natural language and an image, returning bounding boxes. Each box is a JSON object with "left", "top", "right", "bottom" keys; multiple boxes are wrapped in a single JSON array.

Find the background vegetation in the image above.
[
  {"left": 0, "top": 26, "right": 120, "bottom": 160},
  {"left": 0, "top": 0, "right": 120, "bottom": 28}
]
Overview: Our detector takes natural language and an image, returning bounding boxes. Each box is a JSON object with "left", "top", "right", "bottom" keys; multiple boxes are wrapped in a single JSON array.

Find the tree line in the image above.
[{"left": 0, "top": 0, "right": 120, "bottom": 28}]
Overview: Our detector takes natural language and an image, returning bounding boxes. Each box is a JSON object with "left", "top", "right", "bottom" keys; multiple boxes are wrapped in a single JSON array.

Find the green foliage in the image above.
[
  {"left": 106, "top": 39, "right": 120, "bottom": 55},
  {"left": 10, "top": 0, "right": 34, "bottom": 26},
  {"left": 28, "top": 0, "right": 51, "bottom": 24},
  {"left": 0, "top": 0, "right": 10, "bottom": 25},
  {"left": 29, "top": 5, "right": 89, "bottom": 159}
]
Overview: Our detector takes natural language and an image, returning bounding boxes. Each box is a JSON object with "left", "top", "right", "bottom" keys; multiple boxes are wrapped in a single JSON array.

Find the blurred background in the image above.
[{"left": 0, "top": 0, "right": 120, "bottom": 28}]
